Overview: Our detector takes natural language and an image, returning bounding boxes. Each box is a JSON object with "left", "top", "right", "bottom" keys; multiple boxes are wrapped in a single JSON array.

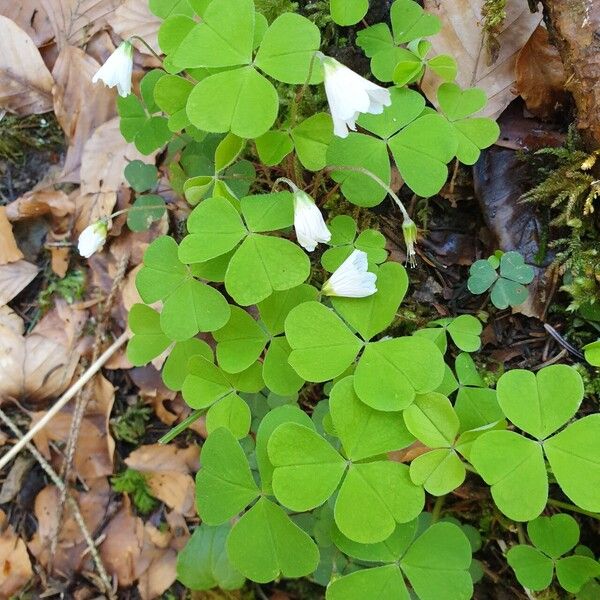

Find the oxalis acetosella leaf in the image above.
[{"left": 80, "top": 0, "right": 600, "bottom": 597}]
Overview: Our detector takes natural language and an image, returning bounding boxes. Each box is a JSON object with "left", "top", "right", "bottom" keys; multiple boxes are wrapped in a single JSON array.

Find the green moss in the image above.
[
  {"left": 111, "top": 468, "right": 158, "bottom": 514},
  {"left": 0, "top": 113, "right": 63, "bottom": 164},
  {"left": 111, "top": 403, "right": 152, "bottom": 444},
  {"left": 481, "top": 0, "right": 507, "bottom": 63}
]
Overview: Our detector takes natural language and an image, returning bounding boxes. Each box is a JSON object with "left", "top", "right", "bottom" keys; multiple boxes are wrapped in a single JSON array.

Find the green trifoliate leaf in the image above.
[
  {"left": 176, "top": 523, "right": 245, "bottom": 591},
  {"left": 467, "top": 259, "right": 498, "bottom": 294},
  {"left": 455, "top": 387, "right": 502, "bottom": 432},
  {"left": 446, "top": 314, "right": 482, "bottom": 352},
  {"left": 410, "top": 448, "right": 466, "bottom": 496},
  {"left": 258, "top": 284, "right": 318, "bottom": 336},
  {"left": 455, "top": 352, "right": 485, "bottom": 387},
  {"left": 330, "top": 0, "right": 369, "bottom": 26},
  {"left": 332, "top": 262, "right": 408, "bottom": 341},
  {"left": 255, "top": 130, "right": 294, "bottom": 166},
  {"left": 187, "top": 67, "right": 279, "bottom": 138},
  {"left": 127, "top": 195, "right": 166, "bottom": 232},
  {"left": 285, "top": 301, "right": 362, "bottom": 382},
  {"left": 354, "top": 337, "right": 445, "bottom": 411},
  {"left": 528, "top": 514, "right": 579, "bottom": 559},
  {"left": 326, "top": 565, "right": 409, "bottom": 600},
  {"left": 226, "top": 497, "right": 320, "bottom": 583},
  {"left": 391, "top": 0, "right": 442, "bottom": 43},
  {"left": 206, "top": 393, "right": 252, "bottom": 439},
  {"left": 506, "top": 545, "right": 554, "bottom": 591},
  {"left": 291, "top": 112, "right": 333, "bottom": 171},
  {"left": 255, "top": 13, "right": 323, "bottom": 84},
  {"left": 583, "top": 339, "right": 600, "bottom": 366},
  {"left": 154, "top": 74, "right": 194, "bottom": 130},
  {"left": 470, "top": 430, "right": 547, "bottom": 521},
  {"left": 500, "top": 250, "right": 535, "bottom": 284},
  {"left": 213, "top": 306, "right": 269, "bottom": 374},
  {"left": 124, "top": 160, "right": 158, "bottom": 192},
  {"left": 195, "top": 427, "right": 259, "bottom": 524},
  {"left": 403, "top": 392, "right": 459, "bottom": 448},
  {"left": 329, "top": 376, "right": 415, "bottom": 461},
  {"left": 496, "top": 365, "right": 584, "bottom": 440},
  {"left": 334, "top": 461, "right": 424, "bottom": 544},
  {"left": 178, "top": 196, "right": 247, "bottom": 264},
  {"left": 544, "top": 414, "right": 600, "bottom": 512},
  {"left": 240, "top": 191, "right": 294, "bottom": 232},
  {"left": 162, "top": 338, "right": 212, "bottom": 391},
  {"left": 255, "top": 405, "right": 315, "bottom": 494},
  {"left": 172, "top": 0, "right": 254, "bottom": 68},
  {"left": 556, "top": 556, "right": 600, "bottom": 593},
  {"left": 268, "top": 423, "right": 346, "bottom": 512},
  {"left": 388, "top": 114, "right": 457, "bottom": 198},
  {"left": 225, "top": 234, "right": 311, "bottom": 306},
  {"left": 126, "top": 304, "right": 171, "bottom": 366},
  {"left": 262, "top": 337, "right": 305, "bottom": 396}
]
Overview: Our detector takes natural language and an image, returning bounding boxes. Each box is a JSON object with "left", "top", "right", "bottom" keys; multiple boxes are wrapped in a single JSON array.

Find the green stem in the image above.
[
  {"left": 290, "top": 51, "right": 319, "bottom": 127},
  {"left": 516, "top": 522, "right": 527, "bottom": 545},
  {"left": 109, "top": 203, "right": 167, "bottom": 220},
  {"left": 158, "top": 409, "right": 203, "bottom": 444},
  {"left": 129, "top": 35, "right": 164, "bottom": 63},
  {"left": 431, "top": 495, "right": 446, "bottom": 522},
  {"left": 324, "top": 164, "right": 411, "bottom": 221},
  {"left": 547, "top": 499, "right": 600, "bottom": 522}
]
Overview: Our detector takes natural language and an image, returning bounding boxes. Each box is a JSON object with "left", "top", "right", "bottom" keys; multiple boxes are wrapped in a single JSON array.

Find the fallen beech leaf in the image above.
[
  {"left": 52, "top": 45, "right": 117, "bottom": 183},
  {"left": 0, "top": 260, "right": 38, "bottom": 306},
  {"left": 0, "top": 16, "right": 54, "bottom": 115},
  {"left": 0, "top": 300, "right": 85, "bottom": 405},
  {"left": 0, "top": 509, "right": 33, "bottom": 597},
  {"left": 50, "top": 244, "right": 70, "bottom": 277},
  {"left": 5, "top": 189, "right": 74, "bottom": 223},
  {"left": 100, "top": 496, "right": 145, "bottom": 587},
  {"left": 515, "top": 26, "right": 568, "bottom": 120},
  {"left": 0, "top": 207, "right": 24, "bottom": 265},
  {"left": 0, "top": 456, "right": 35, "bottom": 504},
  {"left": 422, "top": 0, "right": 541, "bottom": 118},
  {"left": 39, "top": 0, "right": 121, "bottom": 48},
  {"left": 31, "top": 373, "right": 115, "bottom": 480},
  {"left": 74, "top": 191, "right": 118, "bottom": 236},
  {"left": 0, "top": 3, "right": 53, "bottom": 47},
  {"left": 80, "top": 117, "right": 151, "bottom": 196},
  {"left": 29, "top": 480, "right": 112, "bottom": 575},
  {"left": 125, "top": 445, "right": 200, "bottom": 516},
  {"left": 110, "top": 0, "right": 161, "bottom": 55},
  {"left": 0, "top": 305, "right": 24, "bottom": 334}
]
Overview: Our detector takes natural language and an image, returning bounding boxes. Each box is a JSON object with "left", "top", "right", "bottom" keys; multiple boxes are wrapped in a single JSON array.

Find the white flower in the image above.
[
  {"left": 322, "top": 249, "right": 377, "bottom": 298},
  {"left": 78, "top": 220, "right": 108, "bottom": 258},
  {"left": 92, "top": 41, "right": 133, "bottom": 97},
  {"left": 293, "top": 190, "right": 331, "bottom": 252},
  {"left": 321, "top": 56, "right": 392, "bottom": 138}
]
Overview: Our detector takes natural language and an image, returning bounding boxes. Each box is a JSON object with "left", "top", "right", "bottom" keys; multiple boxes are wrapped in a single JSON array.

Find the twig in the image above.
[
  {"left": 0, "top": 408, "right": 115, "bottom": 598},
  {"left": 0, "top": 332, "right": 128, "bottom": 471}
]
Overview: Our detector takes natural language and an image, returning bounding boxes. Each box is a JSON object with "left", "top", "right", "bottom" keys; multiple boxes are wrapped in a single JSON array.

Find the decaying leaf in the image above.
[
  {"left": 0, "top": 16, "right": 54, "bottom": 115},
  {"left": 39, "top": 0, "right": 121, "bottom": 48},
  {"left": 52, "top": 45, "right": 117, "bottom": 182},
  {"left": 5, "top": 189, "right": 74, "bottom": 223},
  {"left": 31, "top": 373, "right": 115, "bottom": 480},
  {"left": 0, "top": 2, "right": 54, "bottom": 47},
  {"left": 0, "top": 300, "right": 85, "bottom": 405},
  {"left": 109, "top": 0, "right": 161, "bottom": 55},
  {"left": 0, "top": 206, "right": 24, "bottom": 265},
  {"left": 515, "top": 26, "right": 568, "bottom": 120},
  {"left": 422, "top": 0, "right": 542, "bottom": 118},
  {"left": 125, "top": 444, "right": 200, "bottom": 516},
  {"left": 28, "top": 479, "right": 112, "bottom": 575},
  {"left": 0, "top": 509, "right": 33, "bottom": 597},
  {"left": 0, "top": 260, "right": 38, "bottom": 306}
]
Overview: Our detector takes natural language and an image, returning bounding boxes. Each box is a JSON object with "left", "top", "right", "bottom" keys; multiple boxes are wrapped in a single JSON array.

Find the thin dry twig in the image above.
[
  {"left": 0, "top": 331, "right": 128, "bottom": 471},
  {"left": 0, "top": 407, "right": 115, "bottom": 599}
]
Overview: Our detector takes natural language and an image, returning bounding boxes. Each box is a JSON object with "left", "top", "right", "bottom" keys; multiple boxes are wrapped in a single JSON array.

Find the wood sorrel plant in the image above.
[{"left": 98, "top": 0, "right": 600, "bottom": 597}]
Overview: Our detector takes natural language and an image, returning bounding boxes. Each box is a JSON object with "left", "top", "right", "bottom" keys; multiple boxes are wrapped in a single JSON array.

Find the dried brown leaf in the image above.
[
  {"left": 110, "top": 0, "right": 161, "bottom": 55},
  {"left": 31, "top": 373, "right": 115, "bottom": 480},
  {"left": 0, "top": 300, "right": 85, "bottom": 405},
  {"left": 0, "top": 207, "right": 24, "bottom": 265},
  {"left": 39, "top": 0, "right": 122, "bottom": 48},
  {"left": 0, "top": 16, "right": 54, "bottom": 115},
  {"left": 515, "top": 26, "right": 568, "bottom": 120},
  {"left": 0, "top": 509, "right": 33, "bottom": 597},
  {"left": 0, "top": 260, "right": 38, "bottom": 306},
  {"left": 52, "top": 45, "right": 117, "bottom": 182},
  {"left": 29, "top": 479, "right": 112, "bottom": 575},
  {"left": 0, "top": 3, "right": 54, "bottom": 47},
  {"left": 6, "top": 189, "right": 74, "bottom": 223},
  {"left": 422, "top": 0, "right": 541, "bottom": 118},
  {"left": 0, "top": 305, "right": 24, "bottom": 334}
]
